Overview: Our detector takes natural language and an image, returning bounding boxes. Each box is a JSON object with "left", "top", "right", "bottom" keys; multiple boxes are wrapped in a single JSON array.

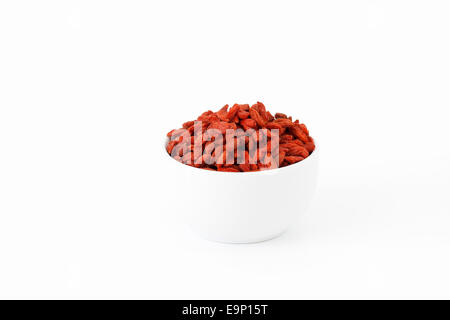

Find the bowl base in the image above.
[{"left": 191, "top": 229, "right": 288, "bottom": 244}]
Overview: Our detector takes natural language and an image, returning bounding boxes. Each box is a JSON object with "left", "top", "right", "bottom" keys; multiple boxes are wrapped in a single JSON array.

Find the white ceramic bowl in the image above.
[{"left": 164, "top": 140, "right": 319, "bottom": 243}]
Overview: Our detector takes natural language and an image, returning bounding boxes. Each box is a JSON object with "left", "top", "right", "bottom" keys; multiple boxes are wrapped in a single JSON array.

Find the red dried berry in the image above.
[{"left": 249, "top": 107, "right": 266, "bottom": 127}]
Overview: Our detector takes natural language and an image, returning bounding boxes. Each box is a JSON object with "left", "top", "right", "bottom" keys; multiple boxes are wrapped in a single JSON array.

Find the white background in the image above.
[{"left": 1, "top": 0, "right": 449, "bottom": 299}]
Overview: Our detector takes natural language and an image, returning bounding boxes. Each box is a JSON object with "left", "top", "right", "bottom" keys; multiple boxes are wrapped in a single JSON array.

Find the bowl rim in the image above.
[{"left": 163, "top": 136, "right": 318, "bottom": 175}]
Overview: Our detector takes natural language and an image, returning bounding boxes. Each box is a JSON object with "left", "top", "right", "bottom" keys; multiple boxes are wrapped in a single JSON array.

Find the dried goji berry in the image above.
[
  {"left": 249, "top": 107, "right": 266, "bottom": 127},
  {"left": 240, "top": 118, "right": 257, "bottom": 130},
  {"left": 237, "top": 110, "right": 250, "bottom": 119},
  {"left": 275, "top": 113, "right": 287, "bottom": 119}
]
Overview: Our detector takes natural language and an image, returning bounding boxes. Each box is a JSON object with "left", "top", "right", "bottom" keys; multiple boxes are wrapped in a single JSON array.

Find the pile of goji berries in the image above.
[{"left": 166, "top": 102, "right": 315, "bottom": 172}]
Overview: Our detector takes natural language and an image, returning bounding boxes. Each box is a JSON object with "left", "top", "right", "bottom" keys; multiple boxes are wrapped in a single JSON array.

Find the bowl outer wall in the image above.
[{"left": 164, "top": 141, "right": 319, "bottom": 243}]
